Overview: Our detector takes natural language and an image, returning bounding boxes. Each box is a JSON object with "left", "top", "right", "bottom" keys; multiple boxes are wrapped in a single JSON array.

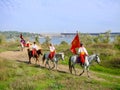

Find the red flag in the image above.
[{"left": 70, "top": 33, "right": 80, "bottom": 54}]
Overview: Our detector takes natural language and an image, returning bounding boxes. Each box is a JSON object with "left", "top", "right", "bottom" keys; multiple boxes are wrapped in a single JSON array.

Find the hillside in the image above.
[{"left": 0, "top": 49, "right": 120, "bottom": 90}]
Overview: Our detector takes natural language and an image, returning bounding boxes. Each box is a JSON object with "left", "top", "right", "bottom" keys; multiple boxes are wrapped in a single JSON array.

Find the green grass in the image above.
[
  {"left": 0, "top": 41, "right": 120, "bottom": 90},
  {"left": 90, "top": 64, "right": 120, "bottom": 76},
  {"left": 0, "top": 42, "right": 19, "bottom": 52},
  {"left": 0, "top": 58, "right": 120, "bottom": 90}
]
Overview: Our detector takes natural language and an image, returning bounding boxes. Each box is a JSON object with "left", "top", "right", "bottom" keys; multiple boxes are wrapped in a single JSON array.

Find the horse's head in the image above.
[
  {"left": 37, "top": 49, "right": 43, "bottom": 55},
  {"left": 95, "top": 54, "right": 100, "bottom": 64},
  {"left": 61, "top": 53, "right": 64, "bottom": 60},
  {"left": 56, "top": 53, "right": 64, "bottom": 60}
]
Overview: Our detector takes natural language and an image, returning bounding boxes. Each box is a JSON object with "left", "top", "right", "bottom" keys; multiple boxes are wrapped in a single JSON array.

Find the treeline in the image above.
[{"left": 0, "top": 31, "right": 38, "bottom": 40}]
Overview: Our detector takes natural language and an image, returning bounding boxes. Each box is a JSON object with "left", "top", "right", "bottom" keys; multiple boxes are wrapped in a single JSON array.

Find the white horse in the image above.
[
  {"left": 42, "top": 52, "right": 64, "bottom": 70},
  {"left": 20, "top": 42, "right": 25, "bottom": 51},
  {"left": 69, "top": 54, "right": 100, "bottom": 77}
]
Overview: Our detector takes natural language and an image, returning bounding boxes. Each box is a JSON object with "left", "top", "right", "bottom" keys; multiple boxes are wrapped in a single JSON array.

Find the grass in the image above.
[
  {"left": 90, "top": 64, "right": 120, "bottom": 76},
  {"left": 0, "top": 58, "right": 120, "bottom": 90},
  {"left": 0, "top": 42, "right": 19, "bottom": 52},
  {"left": 0, "top": 40, "right": 120, "bottom": 90}
]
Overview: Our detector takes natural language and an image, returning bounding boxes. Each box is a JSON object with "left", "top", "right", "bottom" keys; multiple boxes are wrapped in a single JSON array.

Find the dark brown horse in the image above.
[{"left": 27, "top": 49, "right": 43, "bottom": 64}]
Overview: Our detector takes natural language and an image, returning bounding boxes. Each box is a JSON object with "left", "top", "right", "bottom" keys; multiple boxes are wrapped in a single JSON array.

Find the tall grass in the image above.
[{"left": 0, "top": 58, "right": 120, "bottom": 90}]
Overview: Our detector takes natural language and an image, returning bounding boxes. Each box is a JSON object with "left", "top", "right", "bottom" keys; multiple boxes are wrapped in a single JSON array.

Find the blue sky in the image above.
[{"left": 0, "top": 0, "right": 120, "bottom": 33}]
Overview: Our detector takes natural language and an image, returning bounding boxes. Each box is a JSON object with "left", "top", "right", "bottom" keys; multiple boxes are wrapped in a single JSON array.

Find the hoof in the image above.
[
  {"left": 88, "top": 76, "right": 90, "bottom": 78},
  {"left": 28, "top": 62, "right": 31, "bottom": 64},
  {"left": 79, "top": 73, "right": 82, "bottom": 76}
]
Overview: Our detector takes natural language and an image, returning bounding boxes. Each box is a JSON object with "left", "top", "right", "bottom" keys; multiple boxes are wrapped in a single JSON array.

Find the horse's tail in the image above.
[
  {"left": 42, "top": 54, "right": 45, "bottom": 63},
  {"left": 69, "top": 56, "right": 72, "bottom": 74},
  {"left": 27, "top": 49, "right": 30, "bottom": 55},
  {"left": 27, "top": 48, "right": 30, "bottom": 51}
]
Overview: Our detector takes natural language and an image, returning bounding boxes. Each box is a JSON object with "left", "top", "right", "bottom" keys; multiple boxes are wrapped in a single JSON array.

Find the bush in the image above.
[
  {"left": 60, "top": 41, "right": 68, "bottom": 45},
  {"left": 0, "top": 34, "right": 5, "bottom": 44},
  {"left": 109, "top": 57, "right": 120, "bottom": 68}
]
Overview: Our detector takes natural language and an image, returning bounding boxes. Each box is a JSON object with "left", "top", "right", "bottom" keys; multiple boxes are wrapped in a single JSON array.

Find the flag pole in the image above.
[
  {"left": 76, "top": 31, "right": 78, "bottom": 35},
  {"left": 76, "top": 30, "right": 80, "bottom": 42}
]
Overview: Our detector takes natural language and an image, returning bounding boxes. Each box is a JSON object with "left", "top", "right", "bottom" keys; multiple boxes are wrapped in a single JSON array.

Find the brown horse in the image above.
[{"left": 27, "top": 49, "right": 43, "bottom": 64}]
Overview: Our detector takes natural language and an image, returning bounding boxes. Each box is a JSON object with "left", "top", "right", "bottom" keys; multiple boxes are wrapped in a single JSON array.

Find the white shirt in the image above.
[
  {"left": 32, "top": 44, "right": 38, "bottom": 50},
  {"left": 49, "top": 46, "right": 55, "bottom": 52},
  {"left": 78, "top": 46, "right": 88, "bottom": 55}
]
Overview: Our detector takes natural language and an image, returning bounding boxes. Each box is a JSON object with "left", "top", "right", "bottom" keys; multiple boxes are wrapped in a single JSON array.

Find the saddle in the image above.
[
  {"left": 76, "top": 56, "right": 85, "bottom": 65},
  {"left": 76, "top": 56, "right": 81, "bottom": 63},
  {"left": 32, "top": 49, "right": 37, "bottom": 56},
  {"left": 49, "top": 52, "right": 55, "bottom": 60}
]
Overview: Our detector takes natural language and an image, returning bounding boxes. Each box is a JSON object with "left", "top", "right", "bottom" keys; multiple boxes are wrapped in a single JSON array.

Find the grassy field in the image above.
[
  {"left": 0, "top": 34, "right": 120, "bottom": 90},
  {"left": 0, "top": 58, "right": 120, "bottom": 90}
]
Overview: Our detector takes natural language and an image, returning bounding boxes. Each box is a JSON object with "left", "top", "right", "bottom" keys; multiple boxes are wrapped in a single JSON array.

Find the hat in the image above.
[{"left": 80, "top": 43, "right": 83, "bottom": 46}]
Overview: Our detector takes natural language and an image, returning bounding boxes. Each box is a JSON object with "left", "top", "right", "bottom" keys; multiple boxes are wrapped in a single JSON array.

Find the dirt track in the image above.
[
  {"left": 0, "top": 49, "right": 70, "bottom": 73},
  {"left": 0, "top": 49, "right": 90, "bottom": 74},
  {"left": 0, "top": 49, "right": 110, "bottom": 81},
  {"left": 1, "top": 48, "right": 120, "bottom": 86}
]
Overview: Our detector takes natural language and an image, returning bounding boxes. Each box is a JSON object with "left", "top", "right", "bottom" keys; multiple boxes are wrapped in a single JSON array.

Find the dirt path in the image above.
[
  {"left": 0, "top": 49, "right": 73, "bottom": 74},
  {"left": 0, "top": 49, "right": 119, "bottom": 82}
]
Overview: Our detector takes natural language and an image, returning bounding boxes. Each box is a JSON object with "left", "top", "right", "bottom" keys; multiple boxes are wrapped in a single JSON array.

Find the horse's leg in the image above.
[
  {"left": 79, "top": 66, "right": 86, "bottom": 76},
  {"left": 69, "top": 63, "right": 73, "bottom": 74},
  {"left": 29, "top": 57, "right": 31, "bottom": 64},
  {"left": 55, "top": 61, "right": 58, "bottom": 70},
  {"left": 45, "top": 60, "right": 47, "bottom": 67},
  {"left": 45, "top": 59, "right": 50, "bottom": 69},
  {"left": 36, "top": 55, "right": 40, "bottom": 65},
  {"left": 70, "top": 66, "right": 72, "bottom": 74},
  {"left": 21, "top": 46, "right": 24, "bottom": 51},
  {"left": 69, "top": 64, "right": 72, "bottom": 74},
  {"left": 36, "top": 58, "right": 39, "bottom": 65},
  {"left": 48, "top": 61, "right": 51, "bottom": 70},
  {"left": 87, "top": 67, "right": 90, "bottom": 78},
  {"left": 20, "top": 46, "right": 23, "bottom": 51},
  {"left": 69, "top": 57, "right": 73, "bottom": 74},
  {"left": 51, "top": 61, "right": 55, "bottom": 70},
  {"left": 79, "top": 70, "right": 84, "bottom": 76},
  {"left": 33, "top": 57, "right": 36, "bottom": 64},
  {"left": 72, "top": 65, "right": 76, "bottom": 75}
]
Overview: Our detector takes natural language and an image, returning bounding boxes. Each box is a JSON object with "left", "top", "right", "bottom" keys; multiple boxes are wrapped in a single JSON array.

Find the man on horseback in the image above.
[
  {"left": 20, "top": 38, "right": 26, "bottom": 47},
  {"left": 78, "top": 43, "right": 89, "bottom": 65},
  {"left": 32, "top": 42, "right": 38, "bottom": 56},
  {"left": 48, "top": 43, "right": 56, "bottom": 60}
]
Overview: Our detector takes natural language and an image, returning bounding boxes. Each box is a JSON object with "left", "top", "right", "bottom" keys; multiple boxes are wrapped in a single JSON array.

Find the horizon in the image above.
[{"left": 1, "top": 30, "right": 120, "bottom": 34}]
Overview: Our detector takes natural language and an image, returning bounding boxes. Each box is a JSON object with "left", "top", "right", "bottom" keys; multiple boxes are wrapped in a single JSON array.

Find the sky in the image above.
[{"left": 0, "top": 0, "right": 120, "bottom": 33}]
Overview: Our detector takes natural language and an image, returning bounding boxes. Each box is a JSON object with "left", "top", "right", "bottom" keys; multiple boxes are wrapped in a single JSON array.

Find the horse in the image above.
[
  {"left": 27, "top": 49, "right": 43, "bottom": 64},
  {"left": 42, "top": 52, "right": 64, "bottom": 70},
  {"left": 69, "top": 54, "right": 100, "bottom": 77}
]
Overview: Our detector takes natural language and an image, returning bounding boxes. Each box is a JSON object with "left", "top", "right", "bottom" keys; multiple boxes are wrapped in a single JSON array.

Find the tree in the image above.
[
  {"left": 114, "top": 35, "right": 120, "bottom": 50},
  {"left": 0, "top": 34, "right": 5, "bottom": 44},
  {"left": 104, "top": 30, "right": 111, "bottom": 43},
  {"left": 43, "top": 36, "right": 51, "bottom": 45},
  {"left": 35, "top": 35, "right": 39, "bottom": 44}
]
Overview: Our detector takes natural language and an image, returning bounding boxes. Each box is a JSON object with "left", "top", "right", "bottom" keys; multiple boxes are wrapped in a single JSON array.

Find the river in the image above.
[{"left": 39, "top": 36, "right": 74, "bottom": 45}]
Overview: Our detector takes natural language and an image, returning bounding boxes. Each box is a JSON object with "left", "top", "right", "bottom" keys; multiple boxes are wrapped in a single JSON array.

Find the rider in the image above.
[
  {"left": 78, "top": 43, "right": 88, "bottom": 65},
  {"left": 49, "top": 43, "right": 56, "bottom": 60},
  {"left": 20, "top": 38, "right": 26, "bottom": 48},
  {"left": 32, "top": 42, "right": 38, "bottom": 56},
  {"left": 26, "top": 40, "right": 30, "bottom": 47}
]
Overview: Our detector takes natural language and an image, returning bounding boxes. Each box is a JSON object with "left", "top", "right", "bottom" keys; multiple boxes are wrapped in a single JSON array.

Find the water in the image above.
[
  {"left": 39, "top": 35, "right": 115, "bottom": 45},
  {"left": 39, "top": 36, "right": 74, "bottom": 45}
]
